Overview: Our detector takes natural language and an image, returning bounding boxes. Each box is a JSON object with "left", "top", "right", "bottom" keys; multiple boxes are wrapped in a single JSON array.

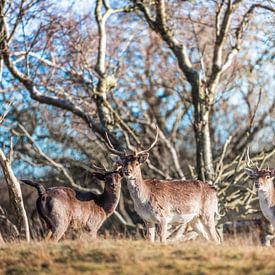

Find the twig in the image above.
[
  {"left": 0, "top": 98, "right": 14, "bottom": 125},
  {"left": 18, "top": 124, "right": 94, "bottom": 192},
  {"left": 214, "top": 135, "right": 232, "bottom": 184}
]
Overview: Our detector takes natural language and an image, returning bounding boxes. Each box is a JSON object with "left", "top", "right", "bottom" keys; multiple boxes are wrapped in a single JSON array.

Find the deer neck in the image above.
[
  {"left": 258, "top": 181, "right": 275, "bottom": 208},
  {"left": 100, "top": 186, "right": 121, "bottom": 216},
  {"left": 126, "top": 168, "right": 150, "bottom": 203}
]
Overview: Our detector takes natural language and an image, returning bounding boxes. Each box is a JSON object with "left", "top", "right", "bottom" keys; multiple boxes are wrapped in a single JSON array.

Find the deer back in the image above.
[{"left": 145, "top": 179, "right": 218, "bottom": 215}]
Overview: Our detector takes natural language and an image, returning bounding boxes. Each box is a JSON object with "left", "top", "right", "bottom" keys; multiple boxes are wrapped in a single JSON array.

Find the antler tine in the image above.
[
  {"left": 104, "top": 132, "right": 126, "bottom": 156},
  {"left": 137, "top": 125, "right": 159, "bottom": 155},
  {"left": 246, "top": 147, "right": 252, "bottom": 168},
  {"left": 90, "top": 162, "right": 107, "bottom": 172},
  {"left": 246, "top": 147, "right": 258, "bottom": 169}
]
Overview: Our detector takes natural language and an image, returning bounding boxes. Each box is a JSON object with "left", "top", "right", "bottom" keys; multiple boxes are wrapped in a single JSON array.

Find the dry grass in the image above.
[{"left": 0, "top": 237, "right": 275, "bottom": 275}]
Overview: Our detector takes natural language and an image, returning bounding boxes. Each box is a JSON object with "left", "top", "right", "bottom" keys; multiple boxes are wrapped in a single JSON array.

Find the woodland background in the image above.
[{"left": 0, "top": 0, "right": 274, "bottom": 243}]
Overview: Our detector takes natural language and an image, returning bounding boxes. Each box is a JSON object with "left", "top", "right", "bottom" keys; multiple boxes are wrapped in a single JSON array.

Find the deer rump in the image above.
[{"left": 132, "top": 180, "right": 218, "bottom": 224}]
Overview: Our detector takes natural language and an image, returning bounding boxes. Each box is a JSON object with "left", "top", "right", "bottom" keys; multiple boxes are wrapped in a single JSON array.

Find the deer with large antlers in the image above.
[
  {"left": 245, "top": 160, "right": 275, "bottom": 240},
  {"left": 21, "top": 165, "right": 122, "bottom": 241},
  {"left": 105, "top": 126, "right": 220, "bottom": 243}
]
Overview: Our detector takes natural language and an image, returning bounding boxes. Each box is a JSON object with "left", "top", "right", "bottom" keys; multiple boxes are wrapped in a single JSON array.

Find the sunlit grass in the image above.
[{"left": 0, "top": 237, "right": 274, "bottom": 274}]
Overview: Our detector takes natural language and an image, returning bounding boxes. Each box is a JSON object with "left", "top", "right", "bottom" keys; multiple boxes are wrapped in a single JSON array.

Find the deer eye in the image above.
[{"left": 266, "top": 176, "right": 270, "bottom": 179}]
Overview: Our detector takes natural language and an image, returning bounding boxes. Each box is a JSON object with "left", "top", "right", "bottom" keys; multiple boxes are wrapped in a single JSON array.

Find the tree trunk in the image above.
[
  {"left": 171, "top": 46, "right": 215, "bottom": 182},
  {"left": 202, "top": 111, "right": 215, "bottom": 181},
  {"left": 95, "top": 76, "right": 116, "bottom": 131},
  {"left": 0, "top": 149, "right": 30, "bottom": 242},
  {"left": 189, "top": 76, "right": 215, "bottom": 181}
]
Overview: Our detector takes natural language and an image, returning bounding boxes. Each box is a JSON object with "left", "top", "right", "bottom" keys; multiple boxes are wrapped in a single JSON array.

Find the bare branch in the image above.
[
  {"left": 214, "top": 135, "right": 232, "bottom": 185},
  {"left": 146, "top": 159, "right": 172, "bottom": 179},
  {"left": 18, "top": 124, "right": 97, "bottom": 192},
  {"left": 0, "top": 97, "right": 13, "bottom": 125},
  {"left": 1, "top": 49, "right": 106, "bottom": 136},
  {"left": 209, "top": 2, "right": 274, "bottom": 91},
  {"left": 137, "top": 125, "right": 159, "bottom": 155},
  {"left": 158, "top": 128, "right": 185, "bottom": 179}
]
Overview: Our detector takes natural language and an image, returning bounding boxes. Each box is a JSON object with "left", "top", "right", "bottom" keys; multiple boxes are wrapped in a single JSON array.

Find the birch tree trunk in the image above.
[{"left": 0, "top": 149, "right": 30, "bottom": 242}]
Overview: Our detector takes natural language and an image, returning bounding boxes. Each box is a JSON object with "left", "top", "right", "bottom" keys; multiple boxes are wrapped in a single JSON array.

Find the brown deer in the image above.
[
  {"left": 245, "top": 166, "right": 275, "bottom": 240},
  {"left": 20, "top": 167, "right": 122, "bottom": 241},
  {"left": 105, "top": 126, "right": 220, "bottom": 243}
]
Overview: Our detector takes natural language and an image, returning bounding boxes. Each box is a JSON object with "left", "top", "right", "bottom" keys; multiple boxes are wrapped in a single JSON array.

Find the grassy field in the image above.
[{"left": 1, "top": 238, "right": 275, "bottom": 275}]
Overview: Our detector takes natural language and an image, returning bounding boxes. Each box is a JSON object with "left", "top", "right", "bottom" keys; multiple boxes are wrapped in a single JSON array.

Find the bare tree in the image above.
[{"left": 134, "top": 0, "right": 274, "bottom": 181}]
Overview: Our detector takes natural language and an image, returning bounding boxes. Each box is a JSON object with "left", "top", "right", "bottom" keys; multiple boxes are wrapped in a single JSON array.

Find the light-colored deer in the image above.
[
  {"left": 21, "top": 167, "right": 122, "bottom": 241},
  {"left": 245, "top": 166, "right": 275, "bottom": 233},
  {"left": 105, "top": 127, "right": 220, "bottom": 243}
]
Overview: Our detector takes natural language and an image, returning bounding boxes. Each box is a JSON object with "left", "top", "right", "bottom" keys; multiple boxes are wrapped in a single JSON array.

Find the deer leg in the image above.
[
  {"left": 87, "top": 219, "right": 103, "bottom": 239},
  {"left": 201, "top": 215, "right": 221, "bottom": 244},
  {"left": 174, "top": 223, "right": 188, "bottom": 240},
  {"left": 88, "top": 227, "right": 99, "bottom": 239},
  {"left": 192, "top": 218, "right": 210, "bottom": 241},
  {"left": 40, "top": 214, "right": 56, "bottom": 242},
  {"left": 49, "top": 217, "right": 69, "bottom": 242},
  {"left": 160, "top": 219, "right": 168, "bottom": 244},
  {"left": 87, "top": 230, "right": 97, "bottom": 239},
  {"left": 167, "top": 223, "right": 187, "bottom": 241},
  {"left": 146, "top": 222, "right": 155, "bottom": 242},
  {"left": 175, "top": 223, "right": 199, "bottom": 242},
  {"left": 261, "top": 221, "right": 275, "bottom": 246},
  {"left": 50, "top": 225, "right": 68, "bottom": 242}
]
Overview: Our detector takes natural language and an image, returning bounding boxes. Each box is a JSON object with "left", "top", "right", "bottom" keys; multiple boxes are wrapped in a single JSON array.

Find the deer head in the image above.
[
  {"left": 105, "top": 126, "right": 159, "bottom": 180},
  {"left": 245, "top": 151, "right": 275, "bottom": 190},
  {"left": 245, "top": 167, "right": 275, "bottom": 190},
  {"left": 90, "top": 162, "right": 123, "bottom": 191}
]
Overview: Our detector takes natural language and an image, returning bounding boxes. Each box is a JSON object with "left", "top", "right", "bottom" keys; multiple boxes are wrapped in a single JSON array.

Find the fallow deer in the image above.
[
  {"left": 105, "top": 126, "right": 221, "bottom": 243},
  {"left": 20, "top": 166, "right": 122, "bottom": 241},
  {"left": 245, "top": 166, "right": 275, "bottom": 242}
]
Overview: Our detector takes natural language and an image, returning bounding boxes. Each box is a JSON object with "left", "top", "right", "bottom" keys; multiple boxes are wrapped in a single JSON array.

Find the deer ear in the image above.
[
  {"left": 91, "top": 172, "right": 105, "bottom": 181},
  {"left": 137, "top": 153, "right": 149, "bottom": 164},
  {"left": 244, "top": 168, "right": 257, "bottom": 177},
  {"left": 116, "top": 168, "right": 124, "bottom": 177}
]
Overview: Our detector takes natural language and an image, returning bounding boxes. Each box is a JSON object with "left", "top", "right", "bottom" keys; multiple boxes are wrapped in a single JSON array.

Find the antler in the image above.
[
  {"left": 90, "top": 162, "right": 107, "bottom": 172},
  {"left": 246, "top": 147, "right": 259, "bottom": 169},
  {"left": 245, "top": 148, "right": 275, "bottom": 178},
  {"left": 104, "top": 125, "right": 159, "bottom": 157},
  {"left": 246, "top": 147, "right": 253, "bottom": 168},
  {"left": 104, "top": 132, "right": 126, "bottom": 156},
  {"left": 137, "top": 125, "right": 159, "bottom": 155}
]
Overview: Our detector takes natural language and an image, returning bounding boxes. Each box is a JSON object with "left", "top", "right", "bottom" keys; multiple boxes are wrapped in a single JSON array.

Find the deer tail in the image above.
[{"left": 20, "top": 179, "right": 46, "bottom": 197}]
